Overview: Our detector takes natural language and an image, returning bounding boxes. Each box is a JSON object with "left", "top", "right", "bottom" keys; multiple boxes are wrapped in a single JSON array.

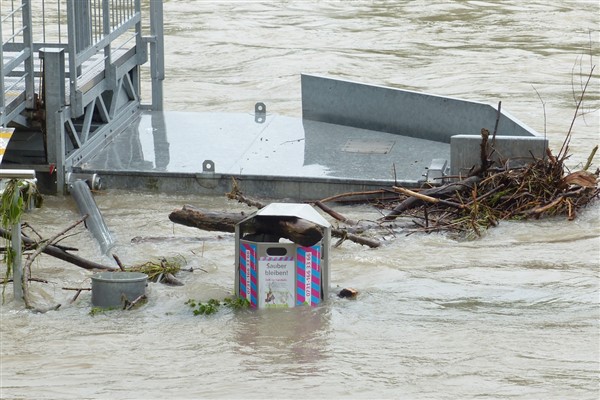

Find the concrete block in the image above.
[{"left": 451, "top": 135, "right": 548, "bottom": 177}]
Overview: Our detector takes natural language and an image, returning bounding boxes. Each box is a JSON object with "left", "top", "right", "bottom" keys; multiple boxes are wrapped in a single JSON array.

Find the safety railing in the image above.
[
  {"left": 1, "top": 0, "right": 35, "bottom": 127},
  {"left": 1, "top": 0, "right": 152, "bottom": 125},
  {"left": 2, "top": 1, "right": 163, "bottom": 195},
  {"left": 65, "top": 0, "right": 143, "bottom": 117}
]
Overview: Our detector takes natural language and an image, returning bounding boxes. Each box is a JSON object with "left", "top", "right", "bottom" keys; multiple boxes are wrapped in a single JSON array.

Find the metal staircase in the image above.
[{"left": 1, "top": 0, "right": 164, "bottom": 193}]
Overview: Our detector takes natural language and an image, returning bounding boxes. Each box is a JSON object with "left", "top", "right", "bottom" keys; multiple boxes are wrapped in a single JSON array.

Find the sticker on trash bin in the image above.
[
  {"left": 239, "top": 242, "right": 258, "bottom": 308},
  {"left": 296, "top": 245, "right": 321, "bottom": 307},
  {"left": 258, "top": 256, "right": 295, "bottom": 308}
]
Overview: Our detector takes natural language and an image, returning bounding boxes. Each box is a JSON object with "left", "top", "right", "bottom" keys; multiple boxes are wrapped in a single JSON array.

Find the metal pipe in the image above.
[
  {"left": 65, "top": 172, "right": 103, "bottom": 191},
  {"left": 70, "top": 180, "right": 114, "bottom": 255},
  {"left": 0, "top": 170, "right": 36, "bottom": 179}
]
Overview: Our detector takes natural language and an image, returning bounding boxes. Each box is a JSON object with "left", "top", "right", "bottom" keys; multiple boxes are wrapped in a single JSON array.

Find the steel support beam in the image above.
[{"left": 39, "top": 48, "right": 67, "bottom": 194}]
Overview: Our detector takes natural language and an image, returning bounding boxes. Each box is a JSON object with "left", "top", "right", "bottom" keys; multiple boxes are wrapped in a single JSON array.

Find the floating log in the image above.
[
  {"left": 163, "top": 272, "right": 184, "bottom": 286},
  {"left": 331, "top": 228, "right": 380, "bottom": 248},
  {"left": 169, "top": 205, "right": 324, "bottom": 247},
  {"left": 168, "top": 206, "right": 243, "bottom": 233},
  {"left": 170, "top": 205, "right": 381, "bottom": 248},
  {"left": 228, "top": 183, "right": 382, "bottom": 247}
]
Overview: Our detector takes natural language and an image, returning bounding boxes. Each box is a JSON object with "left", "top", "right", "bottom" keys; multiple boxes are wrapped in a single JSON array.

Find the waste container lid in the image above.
[{"left": 239, "top": 203, "right": 331, "bottom": 227}]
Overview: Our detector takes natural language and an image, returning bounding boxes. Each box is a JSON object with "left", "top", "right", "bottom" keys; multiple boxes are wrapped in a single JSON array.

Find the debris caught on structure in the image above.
[{"left": 338, "top": 287, "right": 359, "bottom": 299}]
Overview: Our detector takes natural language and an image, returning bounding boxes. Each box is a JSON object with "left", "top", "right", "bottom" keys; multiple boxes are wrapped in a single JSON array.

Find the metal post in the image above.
[
  {"left": 39, "top": 48, "right": 67, "bottom": 194},
  {"left": 66, "top": 0, "right": 78, "bottom": 110},
  {"left": 149, "top": 0, "right": 164, "bottom": 111},
  {"left": 53, "top": 110, "right": 66, "bottom": 193},
  {"left": 152, "top": 112, "right": 169, "bottom": 170},
  {"left": 70, "top": 180, "right": 115, "bottom": 254},
  {"left": 11, "top": 223, "right": 24, "bottom": 301},
  {"left": 102, "top": 0, "right": 112, "bottom": 81},
  {"left": 73, "top": 1, "right": 92, "bottom": 54},
  {"left": 133, "top": 0, "right": 143, "bottom": 99},
  {"left": 0, "top": 4, "right": 5, "bottom": 121}
]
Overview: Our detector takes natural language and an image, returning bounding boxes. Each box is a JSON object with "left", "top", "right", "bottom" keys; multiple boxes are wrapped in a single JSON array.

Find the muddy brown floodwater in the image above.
[{"left": 2, "top": 1, "right": 599, "bottom": 399}]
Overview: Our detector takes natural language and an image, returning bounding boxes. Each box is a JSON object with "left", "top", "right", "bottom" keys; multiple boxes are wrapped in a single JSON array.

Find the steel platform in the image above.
[
  {"left": 71, "top": 74, "right": 546, "bottom": 201},
  {"left": 74, "top": 109, "right": 450, "bottom": 200}
]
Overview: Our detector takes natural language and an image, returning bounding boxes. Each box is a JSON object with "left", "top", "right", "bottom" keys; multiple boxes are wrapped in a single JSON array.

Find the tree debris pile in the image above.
[
  {"left": 378, "top": 146, "right": 599, "bottom": 238},
  {"left": 221, "top": 136, "right": 598, "bottom": 244},
  {"left": 331, "top": 71, "right": 600, "bottom": 239}
]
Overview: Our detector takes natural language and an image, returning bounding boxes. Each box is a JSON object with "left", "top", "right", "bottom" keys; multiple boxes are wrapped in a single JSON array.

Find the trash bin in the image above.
[
  {"left": 91, "top": 271, "right": 147, "bottom": 308},
  {"left": 235, "top": 203, "right": 331, "bottom": 309}
]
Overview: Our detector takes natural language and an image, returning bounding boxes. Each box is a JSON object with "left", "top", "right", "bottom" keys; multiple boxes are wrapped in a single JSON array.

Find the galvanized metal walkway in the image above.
[
  {"left": 73, "top": 74, "right": 546, "bottom": 201},
  {"left": 75, "top": 109, "right": 451, "bottom": 200}
]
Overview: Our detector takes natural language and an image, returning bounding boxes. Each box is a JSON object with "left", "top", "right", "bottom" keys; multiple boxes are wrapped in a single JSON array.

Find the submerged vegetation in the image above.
[
  {"left": 1, "top": 179, "right": 43, "bottom": 301},
  {"left": 186, "top": 297, "right": 251, "bottom": 316}
]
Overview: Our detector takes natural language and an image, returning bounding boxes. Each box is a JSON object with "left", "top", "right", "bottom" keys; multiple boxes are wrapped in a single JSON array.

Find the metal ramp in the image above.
[{"left": 1, "top": 0, "right": 164, "bottom": 193}]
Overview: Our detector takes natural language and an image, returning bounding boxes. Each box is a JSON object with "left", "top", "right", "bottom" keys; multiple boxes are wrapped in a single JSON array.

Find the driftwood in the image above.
[
  {"left": 312, "top": 201, "right": 381, "bottom": 248},
  {"left": 169, "top": 205, "right": 324, "bottom": 247},
  {"left": 0, "top": 227, "right": 117, "bottom": 271},
  {"left": 19, "top": 217, "right": 89, "bottom": 310},
  {"left": 163, "top": 272, "right": 184, "bottom": 286},
  {"left": 314, "top": 200, "right": 357, "bottom": 225},
  {"left": 124, "top": 294, "right": 147, "bottom": 310},
  {"left": 168, "top": 207, "right": 245, "bottom": 233},
  {"left": 252, "top": 216, "right": 323, "bottom": 247},
  {"left": 330, "top": 228, "right": 381, "bottom": 248},
  {"left": 226, "top": 183, "right": 382, "bottom": 248},
  {"left": 382, "top": 175, "right": 481, "bottom": 221},
  {"left": 338, "top": 287, "right": 359, "bottom": 299},
  {"left": 169, "top": 203, "right": 382, "bottom": 248},
  {"left": 112, "top": 254, "right": 126, "bottom": 271},
  {"left": 380, "top": 126, "right": 491, "bottom": 222},
  {"left": 3, "top": 277, "right": 49, "bottom": 284},
  {"left": 62, "top": 287, "right": 91, "bottom": 303}
]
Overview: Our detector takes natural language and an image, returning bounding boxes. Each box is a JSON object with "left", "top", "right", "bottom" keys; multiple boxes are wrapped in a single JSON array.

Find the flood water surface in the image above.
[{"left": 2, "top": 1, "right": 600, "bottom": 399}]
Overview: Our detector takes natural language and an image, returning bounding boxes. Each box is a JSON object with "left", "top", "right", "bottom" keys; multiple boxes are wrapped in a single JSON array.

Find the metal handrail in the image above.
[
  {"left": 1, "top": 1, "right": 33, "bottom": 126},
  {"left": 3, "top": 75, "right": 27, "bottom": 93},
  {"left": 66, "top": 0, "right": 142, "bottom": 116},
  {"left": 1, "top": 4, "right": 25, "bottom": 24},
  {"left": 2, "top": 27, "right": 27, "bottom": 45},
  {"left": 2, "top": 0, "right": 162, "bottom": 130}
]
